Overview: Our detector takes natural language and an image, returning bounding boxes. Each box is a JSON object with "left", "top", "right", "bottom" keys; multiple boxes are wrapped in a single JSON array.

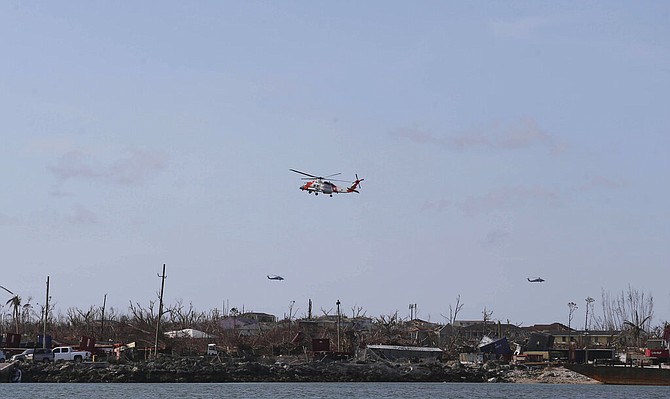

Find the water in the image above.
[{"left": 3, "top": 382, "right": 670, "bottom": 399}]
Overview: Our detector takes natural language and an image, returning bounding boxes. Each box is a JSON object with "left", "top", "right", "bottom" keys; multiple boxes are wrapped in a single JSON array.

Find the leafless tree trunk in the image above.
[
  {"left": 439, "top": 295, "right": 465, "bottom": 354},
  {"left": 482, "top": 306, "right": 494, "bottom": 337},
  {"left": 350, "top": 305, "right": 366, "bottom": 319},
  {"left": 441, "top": 294, "right": 464, "bottom": 325}
]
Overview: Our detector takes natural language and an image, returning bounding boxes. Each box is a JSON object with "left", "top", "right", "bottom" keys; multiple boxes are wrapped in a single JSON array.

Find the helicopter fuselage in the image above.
[{"left": 300, "top": 180, "right": 335, "bottom": 195}]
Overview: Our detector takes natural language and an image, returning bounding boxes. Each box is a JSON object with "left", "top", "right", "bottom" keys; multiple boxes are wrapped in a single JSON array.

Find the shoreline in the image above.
[{"left": 6, "top": 357, "right": 597, "bottom": 384}]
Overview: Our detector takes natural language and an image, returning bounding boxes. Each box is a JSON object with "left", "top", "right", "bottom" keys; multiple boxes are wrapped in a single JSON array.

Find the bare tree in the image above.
[
  {"left": 33, "top": 300, "right": 56, "bottom": 336},
  {"left": 167, "top": 299, "right": 206, "bottom": 328},
  {"left": 441, "top": 294, "right": 464, "bottom": 325},
  {"left": 482, "top": 306, "right": 494, "bottom": 337},
  {"left": 127, "top": 300, "right": 158, "bottom": 336},
  {"left": 439, "top": 295, "right": 465, "bottom": 354},
  {"left": 285, "top": 300, "right": 297, "bottom": 322},
  {"left": 372, "top": 312, "right": 403, "bottom": 344},
  {"left": 594, "top": 285, "right": 654, "bottom": 347},
  {"left": 567, "top": 302, "right": 578, "bottom": 345},
  {"left": 350, "top": 305, "right": 367, "bottom": 319},
  {"left": 621, "top": 287, "right": 654, "bottom": 347},
  {"left": 320, "top": 307, "right": 333, "bottom": 316},
  {"left": 64, "top": 305, "right": 99, "bottom": 337}
]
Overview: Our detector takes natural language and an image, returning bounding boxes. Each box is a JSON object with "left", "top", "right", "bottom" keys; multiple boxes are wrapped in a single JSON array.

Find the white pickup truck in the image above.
[{"left": 52, "top": 346, "right": 92, "bottom": 362}]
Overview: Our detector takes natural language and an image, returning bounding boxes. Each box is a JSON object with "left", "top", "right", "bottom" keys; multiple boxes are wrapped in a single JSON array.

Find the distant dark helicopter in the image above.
[
  {"left": 527, "top": 277, "right": 545, "bottom": 283},
  {"left": 267, "top": 275, "right": 284, "bottom": 281}
]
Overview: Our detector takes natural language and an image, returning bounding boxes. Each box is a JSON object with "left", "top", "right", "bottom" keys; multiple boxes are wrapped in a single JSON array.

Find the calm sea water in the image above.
[{"left": 4, "top": 382, "right": 670, "bottom": 399}]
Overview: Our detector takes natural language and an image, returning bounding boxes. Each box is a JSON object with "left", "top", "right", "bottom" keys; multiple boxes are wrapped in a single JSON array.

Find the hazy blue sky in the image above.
[{"left": 1, "top": 1, "right": 668, "bottom": 328}]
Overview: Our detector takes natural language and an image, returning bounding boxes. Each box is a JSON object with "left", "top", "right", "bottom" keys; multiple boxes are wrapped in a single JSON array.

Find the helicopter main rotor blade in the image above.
[
  {"left": 301, "top": 178, "right": 349, "bottom": 183},
  {"left": 291, "top": 169, "right": 342, "bottom": 180},
  {"left": 0, "top": 285, "right": 15, "bottom": 296},
  {"left": 290, "top": 169, "right": 318, "bottom": 178}
]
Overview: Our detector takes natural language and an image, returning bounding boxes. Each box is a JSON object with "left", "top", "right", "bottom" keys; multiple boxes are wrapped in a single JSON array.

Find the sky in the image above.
[{"left": 1, "top": 1, "right": 669, "bottom": 329}]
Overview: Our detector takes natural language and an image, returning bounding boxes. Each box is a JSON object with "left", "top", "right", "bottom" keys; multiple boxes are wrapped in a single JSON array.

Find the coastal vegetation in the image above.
[{"left": 0, "top": 285, "right": 664, "bottom": 358}]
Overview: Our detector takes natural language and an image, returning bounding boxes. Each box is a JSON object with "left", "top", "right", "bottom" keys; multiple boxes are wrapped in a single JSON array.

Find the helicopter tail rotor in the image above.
[{"left": 347, "top": 174, "right": 364, "bottom": 193}]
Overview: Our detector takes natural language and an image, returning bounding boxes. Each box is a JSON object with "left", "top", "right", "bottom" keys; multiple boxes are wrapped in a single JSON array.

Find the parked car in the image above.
[
  {"left": 10, "top": 348, "right": 35, "bottom": 362},
  {"left": 26, "top": 348, "right": 54, "bottom": 363},
  {"left": 0, "top": 349, "right": 5, "bottom": 362}
]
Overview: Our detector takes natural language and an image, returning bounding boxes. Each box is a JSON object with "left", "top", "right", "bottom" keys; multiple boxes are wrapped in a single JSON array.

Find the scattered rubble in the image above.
[{"left": 503, "top": 364, "right": 599, "bottom": 384}]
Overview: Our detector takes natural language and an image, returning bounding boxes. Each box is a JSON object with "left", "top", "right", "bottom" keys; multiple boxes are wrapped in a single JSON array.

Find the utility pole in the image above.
[
  {"left": 100, "top": 293, "right": 107, "bottom": 341},
  {"left": 336, "top": 299, "right": 341, "bottom": 352},
  {"left": 43, "top": 276, "right": 50, "bottom": 349},
  {"left": 154, "top": 264, "right": 167, "bottom": 358}
]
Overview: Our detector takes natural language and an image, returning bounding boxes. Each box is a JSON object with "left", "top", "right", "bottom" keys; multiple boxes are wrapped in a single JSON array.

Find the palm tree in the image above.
[
  {"left": 6, "top": 295, "right": 22, "bottom": 333},
  {"left": 624, "top": 311, "right": 652, "bottom": 348},
  {"left": 21, "top": 297, "right": 33, "bottom": 326}
]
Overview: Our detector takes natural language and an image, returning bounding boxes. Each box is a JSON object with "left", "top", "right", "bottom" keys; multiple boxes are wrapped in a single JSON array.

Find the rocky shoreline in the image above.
[{"left": 11, "top": 357, "right": 597, "bottom": 384}]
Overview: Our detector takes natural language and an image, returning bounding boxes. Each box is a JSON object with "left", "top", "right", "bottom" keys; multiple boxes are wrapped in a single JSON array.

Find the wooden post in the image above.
[
  {"left": 154, "top": 264, "right": 167, "bottom": 358},
  {"left": 43, "top": 276, "right": 50, "bottom": 349}
]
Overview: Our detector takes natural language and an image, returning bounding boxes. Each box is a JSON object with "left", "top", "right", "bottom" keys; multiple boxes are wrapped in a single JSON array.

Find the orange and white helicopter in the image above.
[{"left": 290, "top": 169, "right": 364, "bottom": 197}]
